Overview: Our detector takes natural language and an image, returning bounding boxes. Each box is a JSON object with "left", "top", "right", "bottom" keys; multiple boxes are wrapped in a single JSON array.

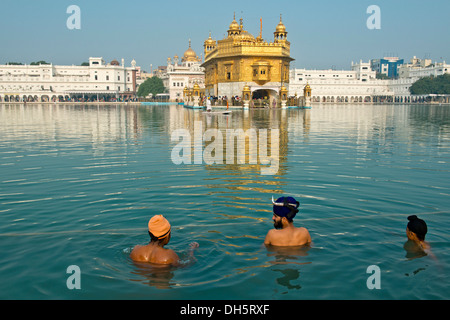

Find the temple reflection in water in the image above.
[{"left": 2, "top": 103, "right": 448, "bottom": 184}]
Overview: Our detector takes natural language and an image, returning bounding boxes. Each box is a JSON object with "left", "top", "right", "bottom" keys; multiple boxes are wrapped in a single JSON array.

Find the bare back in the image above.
[
  {"left": 264, "top": 226, "right": 311, "bottom": 247},
  {"left": 130, "top": 243, "right": 179, "bottom": 265}
]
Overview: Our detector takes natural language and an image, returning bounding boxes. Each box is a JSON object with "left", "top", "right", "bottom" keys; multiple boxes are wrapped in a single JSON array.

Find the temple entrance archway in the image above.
[
  {"left": 251, "top": 88, "right": 278, "bottom": 107},
  {"left": 252, "top": 89, "right": 269, "bottom": 100}
]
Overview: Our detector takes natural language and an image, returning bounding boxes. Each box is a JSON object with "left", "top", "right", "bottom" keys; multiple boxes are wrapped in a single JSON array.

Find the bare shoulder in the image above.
[
  {"left": 129, "top": 245, "right": 147, "bottom": 262},
  {"left": 166, "top": 248, "right": 180, "bottom": 261},
  {"left": 296, "top": 227, "right": 311, "bottom": 243},
  {"left": 154, "top": 247, "right": 180, "bottom": 265},
  {"left": 264, "top": 229, "right": 277, "bottom": 245}
]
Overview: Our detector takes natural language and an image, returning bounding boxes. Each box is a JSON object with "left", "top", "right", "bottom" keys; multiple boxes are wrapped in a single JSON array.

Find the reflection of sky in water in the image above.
[{"left": 0, "top": 103, "right": 449, "bottom": 299}]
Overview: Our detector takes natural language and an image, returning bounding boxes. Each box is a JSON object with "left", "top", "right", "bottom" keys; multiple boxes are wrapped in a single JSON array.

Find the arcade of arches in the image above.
[
  {"left": 309, "top": 95, "right": 450, "bottom": 104},
  {"left": 0, "top": 92, "right": 136, "bottom": 103}
]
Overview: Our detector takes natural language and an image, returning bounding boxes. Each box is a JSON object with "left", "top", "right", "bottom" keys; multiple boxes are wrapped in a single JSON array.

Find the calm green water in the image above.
[{"left": 0, "top": 103, "right": 448, "bottom": 300}]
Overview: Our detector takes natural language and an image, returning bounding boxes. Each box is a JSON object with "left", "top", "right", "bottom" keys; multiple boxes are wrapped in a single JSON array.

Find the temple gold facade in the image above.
[{"left": 201, "top": 14, "right": 294, "bottom": 103}]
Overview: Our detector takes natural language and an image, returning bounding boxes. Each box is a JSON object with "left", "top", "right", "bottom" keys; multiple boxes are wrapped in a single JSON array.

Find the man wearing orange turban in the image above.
[{"left": 130, "top": 214, "right": 199, "bottom": 265}]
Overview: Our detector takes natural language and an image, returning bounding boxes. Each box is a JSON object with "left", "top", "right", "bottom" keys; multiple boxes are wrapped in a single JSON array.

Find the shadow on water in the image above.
[
  {"left": 265, "top": 245, "right": 312, "bottom": 292},
  {"left": 129, "top": 261, "right": 177, "bottom": 289}
]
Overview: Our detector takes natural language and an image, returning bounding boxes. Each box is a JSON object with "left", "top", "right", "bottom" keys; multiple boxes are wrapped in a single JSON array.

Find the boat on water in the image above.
[{"left": 203, "top": 110, "right": 232, "bottom": 115}]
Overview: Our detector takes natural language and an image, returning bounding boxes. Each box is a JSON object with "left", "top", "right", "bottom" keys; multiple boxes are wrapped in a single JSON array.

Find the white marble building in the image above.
[
  {"left": 289, "top": 61, "right": 392, "bottom": 103},
  {"left": 159, "top": 40, "right": 205, "bottom": 101},
  {"left": 289, "top": 57, "right": 450, "bottom": 103},
  {"left": 0, "top": 57, "right": 138, "bottom": 102}
]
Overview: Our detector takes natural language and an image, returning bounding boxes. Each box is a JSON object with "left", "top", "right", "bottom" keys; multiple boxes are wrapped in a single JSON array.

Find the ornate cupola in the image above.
[
  {"left": 274, "top": 14, "right": 287, "bottom": 42},
  {"left": 203, "top": 32, "right": 216, "bottom": 57},
  {"left": 182, "top": 39, "right": 200, "bottom": 63},
  {"left": 227, "top": 12, "right": 241, "bottom": 37}
]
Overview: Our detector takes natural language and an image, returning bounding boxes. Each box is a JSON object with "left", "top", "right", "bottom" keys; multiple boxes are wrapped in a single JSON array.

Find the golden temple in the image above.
[{"left": 201, "top": 14, "right": 294, "bottom": 102}]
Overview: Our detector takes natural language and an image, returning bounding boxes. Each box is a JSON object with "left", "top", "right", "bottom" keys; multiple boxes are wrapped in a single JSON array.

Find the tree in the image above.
[
  {"left": 6, "top": 62, "right": 23, "bottom": 65},
  {"left": 81, "top": 62, "right": 89, "bottom": 66},
  {"left": 30, "top": 61, "right": 50, "bottom": 65},
  {"left": 376, "top": 72, "right": 390, "bottom": 80},
  {"left": 137, "top": 76, "right": 165, "bottom": 97},
  {"left": 410, "top": 74, "right": 450, "bottom": 94}
]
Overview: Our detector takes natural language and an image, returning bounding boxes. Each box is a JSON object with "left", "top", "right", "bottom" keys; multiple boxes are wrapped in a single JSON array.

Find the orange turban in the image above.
[{"left": 148, "top": 215, "right": 171, "bottom": 239}]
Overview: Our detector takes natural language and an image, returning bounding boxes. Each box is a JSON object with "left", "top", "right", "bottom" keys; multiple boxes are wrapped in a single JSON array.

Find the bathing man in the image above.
[
  {"left": 264, "top": 196, "right": 311, "bottom": 246},
  {"left": 130, "top": 214, "right": 198, "bottom": 265},
  {"left": 405, "top": 215, "right": 429, "bottom": 251}
]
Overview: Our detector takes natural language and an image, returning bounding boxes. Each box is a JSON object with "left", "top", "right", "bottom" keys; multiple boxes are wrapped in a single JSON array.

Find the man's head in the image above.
[
  {"left": 406, "top": 215, "right": 427, "bottom": 241},
  {"left": 272, "top": 196, "right": 299, "bottom": 228},
  {"left": 148, "top": 214, "right": 171, "bottom": 243}
]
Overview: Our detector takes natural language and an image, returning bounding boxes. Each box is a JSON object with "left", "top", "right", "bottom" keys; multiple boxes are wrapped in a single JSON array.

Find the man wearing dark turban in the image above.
[{"left": 264, "top": 196, "right": 311, "bottom": 246}]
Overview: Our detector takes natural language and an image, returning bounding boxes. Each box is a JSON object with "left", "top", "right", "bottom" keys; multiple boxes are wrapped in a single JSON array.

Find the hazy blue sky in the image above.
[{"left": 1, "top": 0, "right": 449, "bottom": 71}]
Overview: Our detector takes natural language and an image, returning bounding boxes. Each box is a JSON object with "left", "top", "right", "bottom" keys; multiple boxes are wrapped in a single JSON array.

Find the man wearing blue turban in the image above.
[{"left": 264, "top": 196, "right": 311, "bottom": 247}]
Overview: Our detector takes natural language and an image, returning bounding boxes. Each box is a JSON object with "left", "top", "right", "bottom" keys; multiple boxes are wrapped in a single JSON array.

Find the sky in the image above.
[{"left": 1, "top": 0, "right": 449, "bottom": 72}]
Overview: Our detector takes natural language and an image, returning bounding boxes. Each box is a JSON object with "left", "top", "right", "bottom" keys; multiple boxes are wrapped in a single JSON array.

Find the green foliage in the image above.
[
  {"left": 376, "top": 72, "right": 390, "bottom": 80},
  {"left": 30, "top": 61, "right": 50, "bottom": 65},
  {"left": 6, "top": 62, "right": 24, "bottom": 65},
  {"left": 410, "top": 74, "right": 450, "bottom": 94},
  {"left": 137, "top": 76, "right": 165, "bottom": 97},
  {"left": 80, "top": 62, "right": 89, "bottom": 66}
]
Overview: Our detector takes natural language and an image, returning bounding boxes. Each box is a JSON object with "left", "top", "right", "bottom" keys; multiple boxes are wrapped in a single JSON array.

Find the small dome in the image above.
[
  {"left": 110, "top": 59, "right": 120, "bottom": 66},
  {"left": 228, "top": 14, "right": 240, "bottom": 31},
  {"left": 275, "top": 15, "right": 286, "bottom": 33},
  {"left": 204, "top": 32, "right": 215, "bottom": 45},
  {"left": 237, "top": 30, "right": 255, "bottom": 41},
  {"left": 183, "top": 39, "right": 198, "bottom": 62},
  {"left": 184, "top": 48, "right": 196, "bottom": 59}
]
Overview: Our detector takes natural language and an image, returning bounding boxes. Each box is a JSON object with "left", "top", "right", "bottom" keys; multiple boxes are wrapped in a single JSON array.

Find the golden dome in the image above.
[
  {"left": 204, "top": 32, "right": 215, "bottom": 45},
  {"left": 237, "top": 30, "right": 255, "bottom": 41},
  {"left": 110, "top": 59, "right": 120, "bottom": 66},
  {"left": 183, "top": 39, "right": 198, "bottom": 62},
  {"left": 275, "top": 15, "right": 286, "bottom": 33},
  {"left": 228, "top": 13, "right": 240, "bottom": 31}
]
